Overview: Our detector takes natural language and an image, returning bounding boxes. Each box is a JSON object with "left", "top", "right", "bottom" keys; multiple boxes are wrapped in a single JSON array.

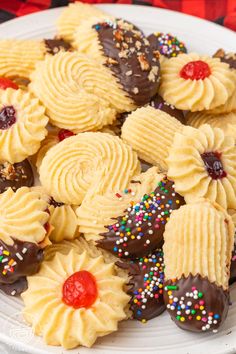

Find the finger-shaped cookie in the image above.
[
  {"left": 163, "top": 200, "right": 234, "bottom": 332},
  {"left": 121, "top": 105, "right": 183, "bottom": 170},
  {"left": 74, "top": 18, "right": 160, "bottom": 107},
  {"left": 98, "top": 176, "right": 185, "bottom": 259},
  {"left": 167, "top": 124, "right": 236, "bottom": 209},
  {"left": 57, "top": 2, "right": 109, "bottom": 42},
  {"left": 0, "top": 187, "right": 50, "bottom": 296},
  {"left": 159, "top": 53, "right": 236, "bottom": 111},
  {"left": 0, "top": 38, "right": 71, "bottom": 80}
]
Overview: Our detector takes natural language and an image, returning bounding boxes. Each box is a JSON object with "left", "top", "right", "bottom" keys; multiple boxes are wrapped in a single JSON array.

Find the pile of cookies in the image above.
[{"left": 0, "top": 2, "right": 235, "bottom": 349}]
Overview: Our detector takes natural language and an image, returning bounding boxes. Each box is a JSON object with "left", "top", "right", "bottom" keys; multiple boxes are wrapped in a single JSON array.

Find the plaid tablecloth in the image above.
[{"left": 0, "top": 0, "right": 235, "bottom": 31}]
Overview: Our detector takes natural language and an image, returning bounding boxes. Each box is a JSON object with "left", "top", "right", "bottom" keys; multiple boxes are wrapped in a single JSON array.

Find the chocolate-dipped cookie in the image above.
[
  {"left": 118, "top": 249, "right": 165, "bottom": 322},
  {"left": 163, "top": 200, "right": 234, "bottom": 333},
  {"left": 98, "top": 177, "right": 185, "bottom": 259},
  {"left": 230, "top": 241, "right": 236, "bottom": 285},
  {"left": 148, "top": 32, "right": 187, "bottom": 59},
  {"left": 0, "top": 160, "right": 34, "bottom": 193},
  {"left": 74, "top": 18, "right": 160, "bottom": 107},
  {"left": 164, "top": 275, "right": 229, "bottom": 332},
  {"left": 150, "top": 94, "right": 185, "bottom": 124},
  {"left": 213, "top": 49, "right": 236, "bottom": 70},
  {"left": 0, "top": 187, "right": 50, "bottom": 295},
  {"left": 44, "top": 38, "right": 72, "bottom": 55}
]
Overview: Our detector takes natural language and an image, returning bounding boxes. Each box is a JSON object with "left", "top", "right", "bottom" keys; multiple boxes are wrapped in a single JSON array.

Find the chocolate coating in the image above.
[
  {"left": 0, "top": 160, "right": 34, "bottom": 194},
  {"left": 148, "top": 32, "right": 187, "bottom": 58},
  {"left": 150, "top": 94, "right": 185, "bottom": 124},
  {"left": 118, "top": 250, "right": 165, "bottom": 321},
  {"left": 0, "top": 238, "right": 43, "bottom": 289},
  {"left": 44, "top": 38, "right": 72, "bottom": 55},
  {"left": 49, "top": 197, "right": 64, "bottom": 208},
  {"left": 98, "top": 177, "right": 185, "bottom": 259},
  {"left": 213, "top": 49, "right": 236, "bottom": 70},
  {"left": 164, "top": 274, "right": 229, "bottom": 333},
  {"left": 230, "top": 242, "right": 236, "bottom": 285},
  {"left": 93, "top": 19, "right": 160, "bottom": 106},
  {"left": 0, "top": 277, "right": 27, "bottom": 296}
]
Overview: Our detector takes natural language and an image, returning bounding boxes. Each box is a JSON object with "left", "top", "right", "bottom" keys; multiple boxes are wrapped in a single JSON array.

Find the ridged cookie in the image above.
[
  {"left": 167, "top": 124, "right": 236, "bottom": 209},
  {"left": 121, "top": 105, "right": 183, "bottom": 170},
  {"left": 186, "top": 111, "right": 236, "bottom": 139},
  {"left": 39, "top": 132, "right": 140, "bottom": 205},
  {"left": 0, "top": 39, "right": 71, "bottom": 80},
  {"left": 0, "top": 88, "right": 48, "bottom": 163},
  {"left": 22, "top": 250, "right": 129, "bottom": 348},
  {"left": 57, "top": 2, "right": 109, "bottom": 42},
  {"left": 159, "top": 53, "right": 236, "bottom": 111},
  {"left": 163, "top": 200, "right": 234, "bottom": 332},
  {"left": 0, "top": 187, "right": 50, "bottom": 296}
]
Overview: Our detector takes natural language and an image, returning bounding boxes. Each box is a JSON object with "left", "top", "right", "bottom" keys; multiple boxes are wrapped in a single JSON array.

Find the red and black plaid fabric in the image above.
[{"left": 0, "top": 0, "right": 235, "bottom": 31}]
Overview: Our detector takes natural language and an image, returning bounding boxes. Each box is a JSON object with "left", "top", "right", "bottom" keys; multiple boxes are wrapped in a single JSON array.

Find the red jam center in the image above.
[
  {"left": 0, "top": 106, "right": 16, "bottom": 130},
  {"left": 201, "top": 151, "right": 227, "bottom": 180},
  {"left": 62, "top": 270, "right": 98, "bottom": 309},
  {"left": 0, "top": 78, "right": 18, "bottom": 90},
  {"left": 180, "top": 60, "right": 211, "bottom": 80},
  {"left": 58, "top": 129, "right": 75, "bottom": 142}
]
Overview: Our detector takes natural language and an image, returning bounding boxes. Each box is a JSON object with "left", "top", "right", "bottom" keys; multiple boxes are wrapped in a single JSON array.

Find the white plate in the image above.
[{"left": 0, "top": 5, "right": 236, "bottom": 354}]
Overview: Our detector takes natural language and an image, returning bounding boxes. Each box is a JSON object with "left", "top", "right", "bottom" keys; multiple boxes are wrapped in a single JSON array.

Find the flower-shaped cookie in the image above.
[
  {"left": 22, "top": 251, "right": 129, "bottom": 348},
  {"left": 0, "top": 88, "right": 48, "bottom": 163},
  {"left": 159, "top": 53, "right": 236, "bottom": 111},
  {"left": 167, "top": 124, "right": 236, "bottom": 209}
]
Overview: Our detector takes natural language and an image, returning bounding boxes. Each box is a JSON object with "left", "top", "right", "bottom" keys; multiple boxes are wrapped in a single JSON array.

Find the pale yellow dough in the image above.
[
  {"left": 0, "top": 88, "right": 48, "bottom": 163},
  {"left": 57, "top": 2, "right": 108, "bottom": 42},
  {"left": 0, "top": 187, "right": 49, "bottom": 246},
  {"left": 77, "top": 167, "right": 164, "bottom": 241},
  {"left": 167, "top": 124, "right": 236, "bottom": 209},
  {"left": 164, "top": 200, "right": 234, "bottom": 290},
  {"left": 39, "top": 132, "right": 140, "bottom": 205},
  {"left": 121, "top": 105, "right": 183, "bottom": 170},
  {"left": 22, "top": 251, "right": 130, "bottom": 349},
  {"left": 159, "top": 53, "right": 236, "bottom": 111}
]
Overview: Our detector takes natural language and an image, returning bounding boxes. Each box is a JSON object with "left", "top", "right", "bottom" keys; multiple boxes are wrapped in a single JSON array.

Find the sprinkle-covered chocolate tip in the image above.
[
  {"left": 0, "top": 160, "right": 34, "bottom": 194},
  {"left": 97, "top": 177, "right": 185, "bottom": 259},
  {"left": 0, "top": 238, "right": 44, "bottom": 296},
  {"left": 93, "top": 19, "right": 160, "bottom": 106},
  {"left": 118, "top": 249, "right": 165, "bottom": 322},
  {"left": 148, "top": 32, "right": 187, "bottom": 58},
  {"left": 164, "top": 274, "right": 229, "bottom": 333}
]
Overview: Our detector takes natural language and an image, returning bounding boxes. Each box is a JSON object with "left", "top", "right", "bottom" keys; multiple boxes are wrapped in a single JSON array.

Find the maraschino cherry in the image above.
[{"left": 180, "top": 60, "right": 211, "bottom": 80}]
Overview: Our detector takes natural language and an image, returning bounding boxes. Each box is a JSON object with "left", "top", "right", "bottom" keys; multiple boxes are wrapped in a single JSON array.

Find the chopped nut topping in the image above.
[
  {"left": 126, "top": 70, "right": 133, "bottom": 76},
  {"left": 106, "top": 57, "right": 118, "bottom": 65},
  {"left": 114, "top": 29, "right": 124, "bottom": 42},
  {"left": 138, "top": 53, "right": 150, "bottom": 71},
  {"left": 148, "top": 66, "right": 159, "bottom": 82},
  {"left": 132, "top": 87, "right": 139, "bottom": 94},
  {"left": 153, "top": 50, "right": 160, "bottom": 59},
  {"left": 135, "top": 41, "right": 142, "bottom": 50},
  {"left": 1, "top": 162, "right": 16, "bottom": 180}
]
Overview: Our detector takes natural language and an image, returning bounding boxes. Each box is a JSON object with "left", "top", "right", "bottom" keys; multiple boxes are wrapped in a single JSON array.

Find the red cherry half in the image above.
[
  {"left": 0, "top": 78, "right": 19, "bottom": 90},
  {"left": 58, "top": 129, "right": 75, "bottom": 142},
  {"left": 180, "top": 60, "right": 211, "bottom": 80},
  {"left": 62, "top": 270, "right": 98, "bottom": 309}
]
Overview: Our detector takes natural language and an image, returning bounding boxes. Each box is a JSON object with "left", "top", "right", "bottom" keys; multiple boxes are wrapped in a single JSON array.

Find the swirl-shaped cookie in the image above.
[
  {"left": 207, "top": 88, "right": 236, "bottom": 114},
  {"left": 74, "top": 18, "right": 160, "bottom": 107},
  {"left": 77, "top": 167, "right": 163, "bottom": 241},
  {"left": 30, "top": 52, "right": 127, "bottom": 132},
  {"left": 0, "top": 88, "right": 48, "bottom": 163},
  {"left": 167, "top": 124, "right": 236, "bottom": 209},
  {"left": 0, "top": 39, "right": 72, "bottom": 80},
  {"left": 22, "top": 251, "right": 129, "bottom": 348},
  {"left": 57, "top": 2, "right": 108, "bottom": 42},
  {"left": 163, "top": 200, "right": 234, "bottom": 332},
  {"left": 186, "top": 111, "right": 236, "bottom": 138},
  {"left": 121, "top": 106, "right": 183, "bottom": 170},
  {"left": 34, "top": 128, "right": 59, "bottom": 170},
  {"left": 159, "top": 53, "right": 236, "bottom": 111},
  {"left": 40, "top": 132, "right": 140, "bottom": 205}
]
